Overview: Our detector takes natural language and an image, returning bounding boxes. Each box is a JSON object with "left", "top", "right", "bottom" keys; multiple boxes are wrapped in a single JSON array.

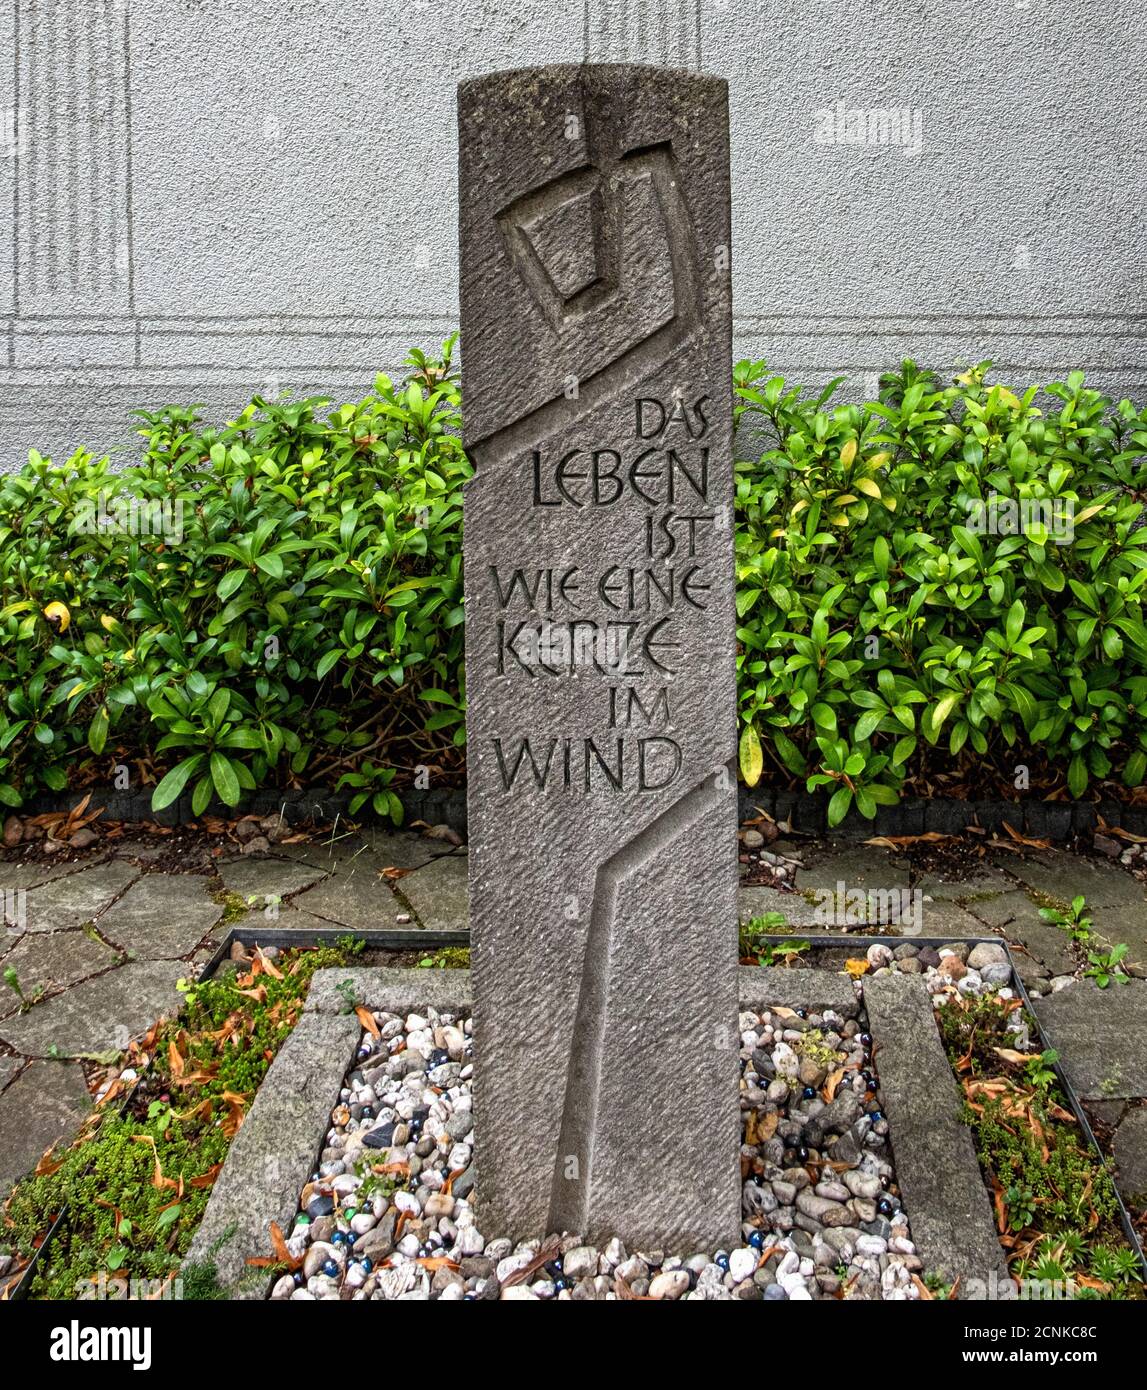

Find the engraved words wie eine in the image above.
[{"left": 485, "top": 392, "right": 717, "bottom": 798}]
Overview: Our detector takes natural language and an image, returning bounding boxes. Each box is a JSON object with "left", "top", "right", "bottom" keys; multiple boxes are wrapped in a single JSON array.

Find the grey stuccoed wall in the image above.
[{"left": 1, "top": 0, "right": 1145, "bottom": 473}]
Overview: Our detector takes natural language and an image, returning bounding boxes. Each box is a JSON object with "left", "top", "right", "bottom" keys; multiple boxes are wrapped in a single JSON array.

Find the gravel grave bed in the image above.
[{"left": 269, "top": 995, "right": 922, "bottom": 1301}]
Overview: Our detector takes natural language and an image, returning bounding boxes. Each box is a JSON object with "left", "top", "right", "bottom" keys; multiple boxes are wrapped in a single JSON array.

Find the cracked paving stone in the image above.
[
  {"left": 0, "top": 961, "right": 187, "bottom": 1058},
  {"left": 0, "top": 1059, "right": 92, "bottom": 1194},
  {"left": 963, "top": 889, "right": 1078, "bottom": 976},
  {"left": 365, "top": 828, "right": 459, "bottom": 868},
  {"left": 737, "top": 884, "right": 823, "bottom": 928},
  {"left": 1033, "top": 979, "right": 1147, "bottom": 1100},
  {"left": 14, "top": 861, "right": 138, "bottom": 934},
  {"left": 397, "top": 853, "right": 469, "bottom": 933},
  {"left": 794, "top": 846, "right": 910, "bottom": 895},
  {"left": 918, "top": 900, "right": 989, "bottom": 937},
  {"left": 0, "top": 857, "right": 106, "bottom": 892},
  {"left": 98, "top": 875, "right": 224, "bottom": 960},
  {"left": 240, "top": 906, "right": 347, "bottom": 935},
  {"left": 215, "top": 855, "right": 329, "bottom": 903},
  {"left": 289, "top": 847, "right": 405, "bottom": 930},
  {"left": 914, "top": 865, "right": 1014, "bottom": 903},
  {"left": 0, "top": 1055, "right": 22, "bottom": 1093},
  {"left": 1002, "top": 851, "right": 1146, "bottom": 907},
  {"left": 0, "top": 929, "right": 119, "bottom": 1002}
]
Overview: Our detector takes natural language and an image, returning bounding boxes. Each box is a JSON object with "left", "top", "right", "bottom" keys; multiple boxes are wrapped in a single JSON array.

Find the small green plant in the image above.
[
  {"left": 1091, "top": 1245, "right": 1143, "bottom": 1289},
  {"left": 1039, "top": 895, "right": 1092, "bottom": 943},
  {"left": 738, "top": 913, "right": 808, "bottom": 966},
  {"left": 922, "top": 1270, "right": 953, "bottom": 1298},
  {"left": 1004, "top": 1183, "right": 1037, "bottom": 1231},
  {"left": 1024, "top": 1048, "right": 1060, "bottom": 1093},
  {"left": 417, "top": 946, "right": 471, "bottom": 969},
  {"left": 1085, "top": 943, "right": 1130, "bottom": 988},
  {"left": 2, "top": 965, "right": 44, "bottom": 1012},
  {"left": 334, "top": 978, "right": 362, "bottom": 1013}
]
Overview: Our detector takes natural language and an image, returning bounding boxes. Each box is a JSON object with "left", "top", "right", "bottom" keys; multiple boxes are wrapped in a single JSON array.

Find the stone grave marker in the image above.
[{"left": 460, "top": 63, "right": 739, "bottom": 1249}]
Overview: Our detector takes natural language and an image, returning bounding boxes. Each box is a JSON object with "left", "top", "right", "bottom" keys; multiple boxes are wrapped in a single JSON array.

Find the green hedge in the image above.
[
  {"left": 1, "top": 345, "right": 1145, "bottom": 825},
  {"left": 0, "top": 341, "right": 468, "bottom": 821},
  {"left": 735, "top": 359, "right": 1147, "bottom": 823}
]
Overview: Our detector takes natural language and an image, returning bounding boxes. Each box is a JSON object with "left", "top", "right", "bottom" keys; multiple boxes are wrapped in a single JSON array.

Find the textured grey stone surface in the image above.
[
  {"left": 309, "top": 964, "right": 872, "bottom": 1017},
  {"left": 183, "top": 1010, "right": 361, "bottom": 1298},
  {"left": 214, "top": 855, "right": 329, "bottom": 902},
  {"left": 1113, "top": 1107, "right": 1147, "bottom": 1204},
  {"left": 0, "top": 960, "right": 185, "bottom": 1057},
  {"left": 0, "top": 1059, "right": 92, "bottom": 1195},
  {"left": 0, "top": 927, "right": 118, "bottom": 999},
  {"left": 738, "top": 966, "right": 858, "bottom": 1016},
  {"left": 0, "top": 1054, "right": 21, "bottom": 1093},
  {"left": 461, "top": 63, "right": 739, "bottom": 1249},
  {"left": 289, "top": 847, "right": 405, "bottom": 929},
  {"left": 18, "top": 861, "right": 138, "bottom": 934},
  {"left": 1033, "top": 980, "right": 1147, "bottom": 1100},
  {"left": 97, "top": 874, "right": 223, "bottom": 959},
  {"left": 864, "top": 972, "right": 1012, "bottom": 1298},
  {"left": 305, "top": 967, "right": 472, "bottom": 1017},
  {"left": 399, "top": 853, "right": 469, "bottom": 933},
  {"left": 2, "top": 3, "right": 1144, "bottom": 472}
]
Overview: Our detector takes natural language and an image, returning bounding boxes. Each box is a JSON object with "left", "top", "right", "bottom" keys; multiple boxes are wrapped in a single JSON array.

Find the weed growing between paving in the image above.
[
  {"left": 937, "top": 990, "right": 1143, "bottom": 1298},
  {"left": 1, "top": 940, "right": 362, "bottom": 1299},
  {"left": 738, "top": 913, "right": 811, "bottom": 967}
]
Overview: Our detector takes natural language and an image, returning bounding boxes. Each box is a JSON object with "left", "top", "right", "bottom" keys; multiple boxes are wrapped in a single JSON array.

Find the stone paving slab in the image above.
[
  {"left": 246, "top": 906, "right": 352, "bottom": 935},
  {"left": 17, "top": 861, "right": 138, "bottom": 934},
  {"left": 215, "top": 855, "right": 329, "bottom": 903},
  {"left": 0, "top": 1059, "right": 92, "bottom": 1194},
  {"left": 306, "top": 965, "right": 471, "bottom": 1016},
  {"left": 963, "top": 891, "right": 1077, "bottom": 976},
  {"left": 97, "top": 875, "right": 224, "bottom": 960},
  {"left": 738, "top": 965, "right": 859, "bottom": 1016},
  {"left": 1032, "top": 980, "right": 1147, "bottom": 1100},
  {"left": 1003, "top": 850, "right": 1144, "bottom": 909},
  {"left": 864, "top": 971, "right": 1012, "bottom": 1298},
  {"left": 737, "top": 885, "right": 823, "bottom": 927},
  {"left": 0, "top": 1054, "right": 22, "bottom": 1092},
  {"left": 367, "top": 828, "right": 459, "bottom": 867},
  {"left": 1113, "top": 1108, "right": 1147, "bottom": 1205},
  {"left": 918, "top": 900, "right": 993, "bottom": 938},
  {"left": 0, "top": 960, "right": 186, "bottom": 1058},
  {"left": 914, "top": 865, "right": 1015, "bottom": 903},
  {"left": 0, "top": 928, "right": 119, "bottom": 1003},
  {"left": 0, "top": 858, "right": 104, "bottom": 892},
  {"left": 289, "top": 847, "right": 407, "bottom": 930},
  {"left": 396, "top": 853, "right": 467, "bottom": 934},
  {"left": 183, "top": 1009, "right": 362, "bottom": 1299},
  {"left": 794, "top": 846, "right": 910, "bottom": 895}
]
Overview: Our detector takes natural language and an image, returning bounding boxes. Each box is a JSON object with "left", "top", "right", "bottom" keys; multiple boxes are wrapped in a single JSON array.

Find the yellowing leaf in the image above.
[
  {"left": 844, "top": 958, "right": 870, "bottom": 978},
  {"left": 993, "top": 1047, "right": 1041, "bottom": 1065},
  {"left": 739, "top": 724, "right": 763, "bottom": 787},
  {"left": 854, "top": 477, "right": 882, "bottom": 498},
  {"left": 840, "top": 438, "right": 858, "bottom": 467},
  {"left": 42, "top": 601, "right": 71, "bottom": 632}
]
